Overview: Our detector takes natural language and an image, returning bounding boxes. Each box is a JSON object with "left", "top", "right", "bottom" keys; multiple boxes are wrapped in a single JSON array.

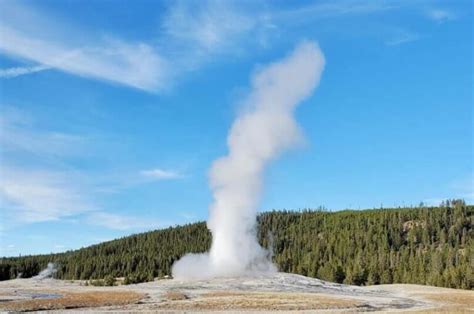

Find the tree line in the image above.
[{"left": 1, "top": 200, "right": 472, "bottom": 289}]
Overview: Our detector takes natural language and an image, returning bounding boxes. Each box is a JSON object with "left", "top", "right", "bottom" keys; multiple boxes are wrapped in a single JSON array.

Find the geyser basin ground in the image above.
[{"left": 1, "top": 273, "right": 473, "bottom": 312}]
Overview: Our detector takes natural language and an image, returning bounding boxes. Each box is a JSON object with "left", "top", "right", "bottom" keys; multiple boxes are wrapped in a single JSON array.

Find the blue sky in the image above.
[{"left": 0, "top": 0, "right": 472, "bottom": 257}]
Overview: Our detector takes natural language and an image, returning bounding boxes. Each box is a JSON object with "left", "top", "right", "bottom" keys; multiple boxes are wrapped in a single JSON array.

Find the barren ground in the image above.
[{"left": 0, "top": 273, "right": 472, "bottom": 312}]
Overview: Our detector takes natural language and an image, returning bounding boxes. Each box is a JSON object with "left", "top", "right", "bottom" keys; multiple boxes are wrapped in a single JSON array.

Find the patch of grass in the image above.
[
  {"left": 0, "top": 290, "right": 144, "bottom": 312},
  {"left": 157, "top": 291, "right": 360, "bottom": 311},
  {"left": 87, "top": 275, "right": 116, "bottom": 286},
  {"left": 164, "top": 291, "right": 188, "bottom": 301}
]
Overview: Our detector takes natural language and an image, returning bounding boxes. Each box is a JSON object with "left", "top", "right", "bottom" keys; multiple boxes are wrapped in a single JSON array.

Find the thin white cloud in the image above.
[
  {"left": 0, "top": 167, "right": 96, "bottom": 223},
  {"left": 386, "top": 31, "right": 420, "bottom": 46},
  {"left": 0, "top": 2, "right": 168, "bottom": 92},
  {"left": 140, "top": 168, "right": 183, "bottom": 180},
  {"left": 160, "top": 0, "right": 273, "bottom": 74},
  {"left": 0, "top": 107, "right": 86, "bottom": 158},
  {"left": 0, "top": 165, "right": 176, "bottom": 227},
  {"left": 0, "top": 0, "right": 439, "bottom": 91},
  {"left": 179, "top": 211, "right": 197, "bottom": 221},
  {"left": 0, "top": 65, "right": 50, "bottom": 78},
  {"left": 423, "top": 198, "right": 447, "bottom": 206},
  {"left": 161, "top": 0, "right": 396, "bottom": 59},
  {"left": 161, "top": 0, "right": 412, "bottom": 64},
  {"left": 162, "top": 1, "right": 256, "bottom": 54},
  {"left": 0, "top": 25, "right": 168, "bottom": 92},
  {"left": 86, "top": 211, "right": 162, "bottom": 230},
  {"left": 0, "top": 244, "right": 17, "bottom": 257},
  {"left": 1, "top": 0, "right": 256, "bottom": 91},
  {"left": 450, "top": 176, "right": 474, "bottom": 203},
  {"left": 0, "top": 107, "right": 95, "bottom": 223},
  {"left": 426, "top": 8, "right": 456, "bottom": 23},
  {"left": 275, "top": 1, "right": 396, "bottom": 22},
  {"left": 424, "top": 175, "right": 474, "bottom": 206},
  {"left": 0, "top": 107, "right": 187, "bottom": 228}
]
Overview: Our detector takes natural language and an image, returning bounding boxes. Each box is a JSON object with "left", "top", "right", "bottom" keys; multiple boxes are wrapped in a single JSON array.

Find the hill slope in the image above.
[{"left": 1, "top": 200, "right": 472, "bottom": 289}]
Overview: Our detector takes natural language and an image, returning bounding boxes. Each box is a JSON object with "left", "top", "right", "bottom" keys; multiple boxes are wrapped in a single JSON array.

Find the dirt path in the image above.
[{"left": 0, "top": 273, "right": 472, "bottom": 312}]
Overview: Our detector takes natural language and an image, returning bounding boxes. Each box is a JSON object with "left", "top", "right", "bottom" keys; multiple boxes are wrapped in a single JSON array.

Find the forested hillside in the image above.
[{"left": 1, "top": 200, "right": 472, "bottom": 289}]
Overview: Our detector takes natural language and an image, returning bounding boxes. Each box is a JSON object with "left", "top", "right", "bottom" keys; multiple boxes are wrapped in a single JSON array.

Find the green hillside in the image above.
[{"left": 1, "top": 200, "right": 472, "bottom": 289}]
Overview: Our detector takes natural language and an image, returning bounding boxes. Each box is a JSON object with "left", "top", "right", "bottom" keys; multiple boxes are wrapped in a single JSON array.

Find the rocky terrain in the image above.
[{"left": 0, "top": 272, "right": 472, "bottom": 312}]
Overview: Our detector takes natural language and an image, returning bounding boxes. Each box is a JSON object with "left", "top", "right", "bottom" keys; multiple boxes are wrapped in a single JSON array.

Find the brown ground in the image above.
[
  {"left": 403, "top": 291, "right": 474, "bottom": 313},
  {"left": 0, "top": 274, "right": 473, "bottom": 312},
  {"left": 164, "top": 290, "right": 189, "bottom": 301},
  {"left": 0, "top": 290, "right": 143, "bottom": 312},
  {"left": 157, "top": 291, "right": 359, "bottom": 311},
  {"left": 368, "top": 284, "right": 474, "bottom": 313}
]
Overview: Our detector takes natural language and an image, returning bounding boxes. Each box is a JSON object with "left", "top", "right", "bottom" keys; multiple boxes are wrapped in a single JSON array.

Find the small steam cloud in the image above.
[
  {"left": 172, "top": 41, "right": 325, "bottom": 279},
  {"left": 33, "top": 262, "right": 57, "bottom": 279}
]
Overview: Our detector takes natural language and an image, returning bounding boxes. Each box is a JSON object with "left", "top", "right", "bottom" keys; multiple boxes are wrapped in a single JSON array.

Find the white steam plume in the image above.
[
  {"left": 172, "top": 41, "right": 325, "bottom": 279},
  {"left": 33, "top": 262, "right": 57, "bottom": 279}
]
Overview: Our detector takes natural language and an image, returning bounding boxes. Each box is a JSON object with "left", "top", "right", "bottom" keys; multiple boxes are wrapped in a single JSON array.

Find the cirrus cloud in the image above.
[{"left": 140, "top": 168, "right": 184, "bottom": 180}]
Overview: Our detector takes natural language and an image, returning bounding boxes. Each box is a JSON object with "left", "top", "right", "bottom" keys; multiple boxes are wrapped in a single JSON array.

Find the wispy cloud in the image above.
[
  {"left": 0, "top": 106, "right": 185, "bottom": 228},
  {"left": 0, "top": 244, "right": 17, "bottom": 256},
  {"left": 160, "top": 0, "right": 269, "bottom": 72},
  {"left": 1, "top": 0, "right": 258, "bottom": 91},
  {"left": 0, "top": 107, "right": 95, "bottom": 223},
  {"left": 0, "top": 164, "right": 175, "bottom": 228},
  {"left": 0, "top": 165, "right": 169, "bottom": 229},
  {"left": 0, "top": 167, "right": 96, "bottom": 223},
  {"left": 386, "top": 31, "right": 420, "bottom": 46},
  {"left": 140, "top": 168, "right": 183, "bottom": 180},
  {"left": 162, "top": 0, "right": 398, "bottom": 59},
  {"left": 0, "top": 107, "right": 86, "bottom": 158},
  {"left": 275, "top": 1, "right": 396, "bottom": 22},
  {"left": 0, "top": 2, "right": 168, "bottom": 92},
  {"left": 86, "top": 211, "right": 163, "bottom": 230},
  {"left": 0, "top": 25, "right": 168, "bottom": 92},
  {"left": 424, "top": 175, "right": 474, "bottom": 206},
  {"left": 0, "top": 1, "right": 447, "bottom": 91},
  {"left": 0, "top": 65, "right": 50, "bottom": 78},
  {"left": 163, "top": 1, "right": 256, "bottom": 54},
  {"left": 2, "top": 1, "right": 254, "bottom": 91},
  {"left": 425, "top": 8, "right": 456, "bottom": 23},
  {"left": 179, "top": 211, "right": 197, "bottom": 221},
  {"left": 450, "top": 176, "right": 474, "bottom": 203},
  {"left": 0, "top": 0, "right": 396, "bottom": 89}
]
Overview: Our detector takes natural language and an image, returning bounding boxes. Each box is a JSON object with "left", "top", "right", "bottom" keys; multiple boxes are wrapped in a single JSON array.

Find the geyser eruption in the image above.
[
  {"left": 173, "top": 41, "right": 325, "bottom": 279},
  {"left": 33, "top": 262, "right": 57, "bottom": 279}
]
